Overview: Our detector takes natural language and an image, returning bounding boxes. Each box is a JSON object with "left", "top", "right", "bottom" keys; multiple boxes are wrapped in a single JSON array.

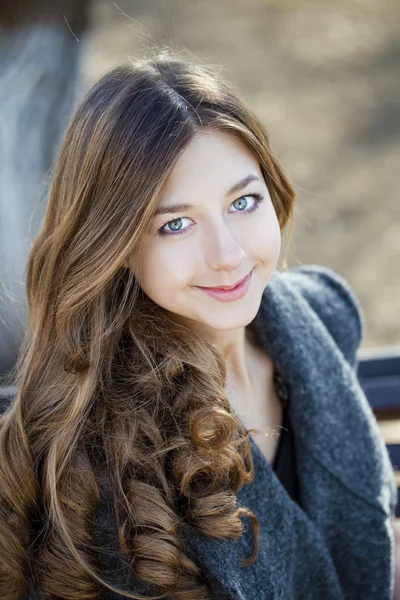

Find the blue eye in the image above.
[{"left": 157, "top": 193, "right": 264, "bottom": 237}]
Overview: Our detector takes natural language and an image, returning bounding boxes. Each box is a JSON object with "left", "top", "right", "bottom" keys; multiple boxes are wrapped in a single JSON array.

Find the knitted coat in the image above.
[
  {"left": 178, "top": 264, "right": 398, "bottom": 599},
  {"left": 15, "top": 264, "right": 397, "bottom": 599}
]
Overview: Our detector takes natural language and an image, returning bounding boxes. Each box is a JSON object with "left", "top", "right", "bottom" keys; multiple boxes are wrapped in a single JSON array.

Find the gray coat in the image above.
[
  {"left": 178, "top": 264, "right": 397, "bottom": 599},
  {"left": 22, "top": 264, "right": 397, "bottom": 599}
]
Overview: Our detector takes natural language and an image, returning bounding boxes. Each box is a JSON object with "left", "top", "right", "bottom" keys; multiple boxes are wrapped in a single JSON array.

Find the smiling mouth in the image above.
[{"left": 198, "top": 270, "right": 252, "bottom": 290}]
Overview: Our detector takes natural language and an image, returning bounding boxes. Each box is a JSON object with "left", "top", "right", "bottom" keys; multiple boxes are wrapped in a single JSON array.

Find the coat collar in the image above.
[
  {"left": 181, "top": 268, "right": 394, "bottom": 599},
  {"left": 247, "top": 268, "right": 392, "bottom": 511}
]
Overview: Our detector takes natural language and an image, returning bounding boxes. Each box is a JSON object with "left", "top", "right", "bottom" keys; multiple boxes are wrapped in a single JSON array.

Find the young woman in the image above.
[{"left": 0, "top": 51, "right": 396, "bottom": 600}]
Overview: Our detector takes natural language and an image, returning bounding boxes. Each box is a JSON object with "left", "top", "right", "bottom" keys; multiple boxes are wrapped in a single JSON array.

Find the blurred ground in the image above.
[{"left": 80, "top": 0, "right": 400, "bottom": 348}]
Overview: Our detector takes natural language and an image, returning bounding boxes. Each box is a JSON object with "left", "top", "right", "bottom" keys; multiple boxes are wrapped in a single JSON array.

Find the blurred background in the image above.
[{"left": 0, "top": 0, "right": 399, "bottom": 381}]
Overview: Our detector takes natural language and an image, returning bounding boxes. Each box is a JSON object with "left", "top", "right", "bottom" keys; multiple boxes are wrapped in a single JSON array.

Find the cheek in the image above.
[
  {"left": 265, "top": 218, "right": 281, "bottom": 255},
  {"left": 138, "top": 240, "right": 195, "bottom": 300},
  {"left": 250, "top": 205, "right": 281, "bottom": 259}
]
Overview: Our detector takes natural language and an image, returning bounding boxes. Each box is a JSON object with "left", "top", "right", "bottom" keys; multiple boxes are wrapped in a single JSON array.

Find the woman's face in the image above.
[{"left": 133, "top": 129, "right": 281, "bottom": 334}]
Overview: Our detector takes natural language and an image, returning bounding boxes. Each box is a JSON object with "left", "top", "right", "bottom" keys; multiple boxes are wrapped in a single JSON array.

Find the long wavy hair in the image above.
[{"left": 0, "top": 50, "right": 296, "bottom": 599}]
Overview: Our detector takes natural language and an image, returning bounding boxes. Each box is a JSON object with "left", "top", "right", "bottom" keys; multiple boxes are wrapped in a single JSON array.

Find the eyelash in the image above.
[{"left": 157, "top": 193, "right": 265, "bottom": 237}]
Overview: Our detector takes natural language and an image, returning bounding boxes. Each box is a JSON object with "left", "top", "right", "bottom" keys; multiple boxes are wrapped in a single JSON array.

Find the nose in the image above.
[{"left": 205, "top": 217, "right": 246, "bottom": 271}]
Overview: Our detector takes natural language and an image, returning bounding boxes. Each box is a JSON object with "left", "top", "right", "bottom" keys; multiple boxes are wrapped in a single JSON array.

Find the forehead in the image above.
[{"left": 158, "top": 130, "right": 261, "bottom": 199}]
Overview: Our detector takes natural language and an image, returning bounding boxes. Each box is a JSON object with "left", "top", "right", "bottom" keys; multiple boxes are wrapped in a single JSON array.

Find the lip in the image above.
[
  {"left": 196, "top": 268, "right": 254, "bottom": 302},
  {"left": 204, "top": 272, "right": 250, "bottom": 290}
]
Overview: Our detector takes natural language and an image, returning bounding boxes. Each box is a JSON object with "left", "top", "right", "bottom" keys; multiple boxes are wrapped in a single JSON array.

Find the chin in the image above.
[{"left": 200, "top": 305, "right": 260, "bottom": 331}]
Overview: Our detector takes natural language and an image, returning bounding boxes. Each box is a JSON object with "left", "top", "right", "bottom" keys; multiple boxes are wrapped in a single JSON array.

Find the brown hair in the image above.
[{"left": 0, "top": 50, "right": 296, "bottom": 599}]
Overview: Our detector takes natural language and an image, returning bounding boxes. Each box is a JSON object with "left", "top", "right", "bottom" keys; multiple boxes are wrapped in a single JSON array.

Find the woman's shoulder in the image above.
[{"left": 280, "top": 264, "right": 365, "bottom": 369}]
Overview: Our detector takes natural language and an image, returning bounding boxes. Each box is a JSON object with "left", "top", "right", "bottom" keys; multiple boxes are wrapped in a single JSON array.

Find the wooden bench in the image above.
[
  {"left": 357, "top": 345, "right": 400, "bottom": 517},
  {"left": 1, "top": 347, "right": 400, "bottom": 515}
]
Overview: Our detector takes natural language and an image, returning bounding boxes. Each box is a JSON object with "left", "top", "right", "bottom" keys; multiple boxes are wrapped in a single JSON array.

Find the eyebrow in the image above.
[{"left": 153, "top": 174, "right": 262, "bottom": 217}]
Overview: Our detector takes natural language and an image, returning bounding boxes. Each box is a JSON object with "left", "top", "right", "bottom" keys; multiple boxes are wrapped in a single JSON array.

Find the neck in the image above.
[{"left": 208, "top": 325, "right": 273, "bottom": 404}]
